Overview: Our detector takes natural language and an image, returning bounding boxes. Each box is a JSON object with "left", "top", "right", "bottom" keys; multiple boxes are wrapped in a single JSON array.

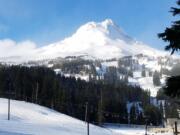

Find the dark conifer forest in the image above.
[{"left": 0, "top": 65, "right": 162, "bottom": 125}]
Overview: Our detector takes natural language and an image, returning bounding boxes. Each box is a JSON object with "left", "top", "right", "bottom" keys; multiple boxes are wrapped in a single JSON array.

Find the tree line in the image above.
[{"left": 0, "top": 65, "right": 162, "bottom": 125}]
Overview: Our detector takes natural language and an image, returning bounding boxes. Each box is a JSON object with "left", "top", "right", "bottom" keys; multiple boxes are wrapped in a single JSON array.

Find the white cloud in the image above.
[{"left": 0, "top": 39, "right": 38, "bottom": 62}]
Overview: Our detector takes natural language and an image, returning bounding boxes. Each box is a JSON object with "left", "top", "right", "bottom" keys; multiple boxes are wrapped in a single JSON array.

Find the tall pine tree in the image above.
[{"left": 158, "top": 0, "right": 180, "bottom": 98}]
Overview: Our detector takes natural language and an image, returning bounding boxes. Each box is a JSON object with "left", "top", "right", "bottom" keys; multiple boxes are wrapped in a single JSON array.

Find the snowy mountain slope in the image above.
[
  {"left": 135, "top": 77, "right": 162, "bottom": 96},
  {"left": 0, "top": 19, "right": 170, "bottom": 62},
  {"left": 37, "top": 19, "right": 168, "bottom": 60},
  {"left": 45, "top": 53, "right": 179, "bottom": 97},
  {"left": 0, "top": 98, "right": 112, "bottom": 135}
]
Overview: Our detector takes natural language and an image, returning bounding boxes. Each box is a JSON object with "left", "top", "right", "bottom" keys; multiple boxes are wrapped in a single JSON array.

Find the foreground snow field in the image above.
[
  {"left": 0, "top": 98, "right": 175, "bottom": 135},
  {"left": 105, "top": 125, "right": 173, "bottom": 135},
  {"left": 0, "top": 98, "right": 112, "bottom": 135}
]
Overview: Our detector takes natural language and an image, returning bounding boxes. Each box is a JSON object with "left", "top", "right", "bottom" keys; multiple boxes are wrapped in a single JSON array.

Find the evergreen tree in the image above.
[
  {"left": 158, "top": 0, "right": 180, "bottom": 54},
  {"left": 130, "top": 105, "right": 137, "bottom": 124},
  {"left": 158, "top": 0, "right": 180, "bottom": 98},
  {"left": 153, "top": 71, "right": 161, "bottom": 86},
  {"left": 164, "top": 76, "right": 180, "bottom": 98},
  {"left": 165, "top": 103, "right": 179, "bottom": 118},
  {"left": 148, "top": 71, "right": 153, "bottom": 77},
  {"left": 141, "top": 70, "right": 146, "bottom": 77},
  {"left": 144, "top": 105, "right": 162, "bottom": 126},
  {"left": 170, "top": 63, "right": 180, "bottom": 76},
  {"left": 137, "top": 112, "right": 144, "bottom": 125}
]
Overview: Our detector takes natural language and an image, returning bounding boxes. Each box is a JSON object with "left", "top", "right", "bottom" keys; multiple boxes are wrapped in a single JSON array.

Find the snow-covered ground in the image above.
[
  {"left": 0, "top": 98, "right": 112, "bottom": 135},
  {"left": 102, "top": 61, "right": 118, "bottom": 68},
  {"left": 0, "top": 98, "right": 175, "bottom": 135},
  {"left": 128, "top": 71, "right": 167, "bottom": 97},
  {"left": 105, "top": 125, "right": 173, "bottom": 135},
  {"left": 137, "top": 77, "right": 160, "bottom": 97}
]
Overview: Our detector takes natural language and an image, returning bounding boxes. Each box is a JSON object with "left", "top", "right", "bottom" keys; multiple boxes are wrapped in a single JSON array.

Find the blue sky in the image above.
[{"left": 0, "top": 0, "right": 177, "bottom": 49}]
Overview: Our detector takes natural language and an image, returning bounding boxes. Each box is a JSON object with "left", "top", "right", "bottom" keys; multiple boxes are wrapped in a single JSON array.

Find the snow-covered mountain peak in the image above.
[
  {"left": 77, "top": 19, "right": 114, "bottom": 32},
  {"left": 75, "top": 19, "right": 131, "bottom": 41},
  {"left": 101, "top": 19, "right": 114, "bottom": 26},
  {"left": 38, "top": 19, "right": 168, "bottom": 60},
  {"left": 0, "top": 19, "right": 172, "bottom": 62}
]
